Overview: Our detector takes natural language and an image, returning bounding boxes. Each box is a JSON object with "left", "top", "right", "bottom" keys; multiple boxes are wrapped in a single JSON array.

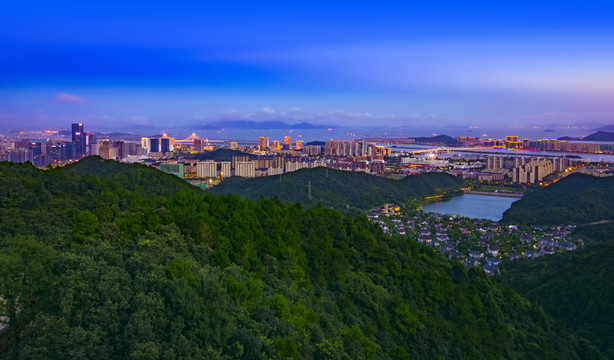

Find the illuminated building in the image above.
[
  {"left": 258, "top": 136, "right": 269, "bottom": 151},
  {"left": 295, "top": 140, "right": 303, "bottom": 150},
  {"left": 193, "top": 138, "right": 204, "bottom": 152},
  {"left": 71, "top": 123, "right": 86, "bottom": 159}
]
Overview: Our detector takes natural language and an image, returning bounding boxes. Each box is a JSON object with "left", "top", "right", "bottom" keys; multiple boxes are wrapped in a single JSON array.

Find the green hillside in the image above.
[
  {"left": 499, "top": 222, "right": 614, "bottom": 357},
  {"left": 210, "top": 167, "right": 465, "bottom": 211},
  {"left": 502, "top": 174, "right": 614, "bottom": 225},
  {"left": 0, "top": 159, "right": 602, "bottom": 359}
]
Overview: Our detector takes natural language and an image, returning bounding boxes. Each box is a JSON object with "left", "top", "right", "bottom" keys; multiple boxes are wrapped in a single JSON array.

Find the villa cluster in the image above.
[{"left": 368, "top": 204, "right": 582, "bottom": 275}]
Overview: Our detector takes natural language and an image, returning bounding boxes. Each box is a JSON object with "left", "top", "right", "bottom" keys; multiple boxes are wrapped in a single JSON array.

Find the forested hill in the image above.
[
  {"left": 499, "top": 222, "right": 614, "bottom": 357},
  {"left": 501, "top": 174, "right": 614, "bottom": 225},
  {"left": 499, "top": 173, "right": 614, "bottom": 355},
  {"left": 210, "top": 167, "right": 465, "bottom": 211},
  {"left": 0, "top": 158, "right": 602, "bottom": 359}
]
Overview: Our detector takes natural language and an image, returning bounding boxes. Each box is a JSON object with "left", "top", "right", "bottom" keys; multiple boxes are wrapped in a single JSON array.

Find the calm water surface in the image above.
[{"left": 422, "top": 194, "right": 520, "bottom": 221}]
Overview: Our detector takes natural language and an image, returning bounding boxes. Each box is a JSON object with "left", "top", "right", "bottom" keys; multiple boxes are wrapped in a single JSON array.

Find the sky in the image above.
[{"left": 1, "top": 1, "right": 614, "bottom": 133}]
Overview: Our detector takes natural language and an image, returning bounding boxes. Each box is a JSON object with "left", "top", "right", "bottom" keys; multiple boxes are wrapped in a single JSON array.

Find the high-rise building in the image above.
[
  {"left": 220, "top": 162, "right": 231, "bottom": 178},
  {"left": 283, "top": 136, "right": 292, "bottom": 150},
  {"left": 150, "top": 137, "right": 160, "bottom": 153},
  {"left": 197, "top": 161, "right": 217, "bottom": 178},
  {"left": 71, "top": 123, "right": 86, "bottom": 159},
  {"left": 193, "top": 138, "right": 204, "bottom": 152},
  {"left": 295, "top": 140, "right": 303, "bottom": 150},
  {"left": 486, "top": 156, "right": 504, "bottom": 170},
  {"left": 141, "top": 137, "right": 150, "bottom": 153},
  {"left": 87, "top": 133, "right": 97, "bottom": 156},
  {"left": 258, "top": 137, "right": 269, "bottom": 151},
  {"left": 160, "top": 137, "right": 170, "bottom": 153},
  {"left": 234, "top": 161, "right": 256, "bottom": 177}
]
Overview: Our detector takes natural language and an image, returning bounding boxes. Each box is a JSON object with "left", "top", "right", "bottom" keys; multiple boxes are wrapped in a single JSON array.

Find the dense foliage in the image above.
[
  {"left": 210, "top": 167, "right": 465, "bottom": 211},
  {"left": 499, "top": 222, "right": 614, "bottom": 358},
  {"left": 0, "top": 158, "right": 601, "bottom": 359},
  {"left": 502, "top": 174, "right": 614, "bottom": 225}
]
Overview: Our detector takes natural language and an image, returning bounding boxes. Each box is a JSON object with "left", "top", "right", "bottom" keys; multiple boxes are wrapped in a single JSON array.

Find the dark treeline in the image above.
[
  {"left": 210, "top": 167, "right": 465, "bottom": 211},
  {"left": 0, "top": 158, "right": 602, "bottom": 359}
]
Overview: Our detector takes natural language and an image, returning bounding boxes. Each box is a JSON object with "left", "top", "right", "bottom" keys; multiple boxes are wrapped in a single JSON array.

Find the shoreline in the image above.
[{"left": 463, "top": 190, "right": 524, "bottom": 198}]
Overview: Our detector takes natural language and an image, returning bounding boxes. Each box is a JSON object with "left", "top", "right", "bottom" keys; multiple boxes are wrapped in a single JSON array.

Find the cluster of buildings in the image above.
[
  {"left": 368, "top": 205, "right": 582, "bottom": 275},
  {"left": 0, "top": 124, "right": 91, "bottom": 166},
  {"left": 257, "top": 136, "right": 304, "bottom": 152},
  {"left": 159, "top": 154, "right": 387, "bottom": 179},
  {"left": 457, "top": 135, "right": 614, "bottom": 154},
  {"left": 189, "top": 156, "right": 328, "bottom": 178},
  {"left": 485, "top": 155, "right": 572, "bottom": 184},
  {"left": 324, "top": 139, "right": 390, "bottom": 157}
]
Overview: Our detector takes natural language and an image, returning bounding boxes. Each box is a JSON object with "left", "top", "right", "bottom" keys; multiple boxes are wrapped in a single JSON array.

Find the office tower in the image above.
[
  {"left": 150, "top": 137, "right": 160, "bottom": 153},
  {"left": 71, "top": 123, "right": 86, "bottom": 159},
  {"left": 283, "top": 136, "right": 292, "bottom": 150},
  {"left": 295, "top": 140, "right": 303, "bottom": 150},
  {"left": 160, "top": 138, "right": 170, "bottom": 153}
]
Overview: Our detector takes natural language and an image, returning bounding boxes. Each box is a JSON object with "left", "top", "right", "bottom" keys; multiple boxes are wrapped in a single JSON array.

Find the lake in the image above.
[{"left": 421, "top": 194, "right": 520, "bottom": 221}]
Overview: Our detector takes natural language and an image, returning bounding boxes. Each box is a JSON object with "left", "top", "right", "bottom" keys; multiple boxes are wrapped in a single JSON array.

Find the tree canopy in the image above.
[{"left": 0, "top": 158, "right": 602, "bottom": 359}]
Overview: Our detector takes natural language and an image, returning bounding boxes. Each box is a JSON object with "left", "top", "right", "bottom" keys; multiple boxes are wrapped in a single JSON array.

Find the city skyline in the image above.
[{"left": 2, "top": 1, "right": 614, "bottom": 131}]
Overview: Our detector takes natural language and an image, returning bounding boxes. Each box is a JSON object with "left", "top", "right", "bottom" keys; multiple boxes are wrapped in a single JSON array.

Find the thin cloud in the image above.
[{"left": 54, "top": 93, "right": 88, "bottom": 104}]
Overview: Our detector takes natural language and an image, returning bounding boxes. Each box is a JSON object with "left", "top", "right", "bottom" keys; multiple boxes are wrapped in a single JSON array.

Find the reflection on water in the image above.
[{"left": 421, "top": 194, "right": 520, "bottom": 221}]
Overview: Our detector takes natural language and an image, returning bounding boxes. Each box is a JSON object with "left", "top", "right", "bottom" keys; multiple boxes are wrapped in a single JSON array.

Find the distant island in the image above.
[{"left": 558, "top": 131, "right": 614, "bottom": 142}]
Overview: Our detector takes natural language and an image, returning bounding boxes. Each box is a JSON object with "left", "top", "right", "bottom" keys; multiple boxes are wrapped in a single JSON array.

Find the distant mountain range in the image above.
[
  {"left": 558, "top": 131, "right": 614, "bottom": 142},
  {"left": 594, "top": 125, "right": 614, "bottom": 132},
  {"left": 197, "top": 120, "right": 327, "bottom": 130}
]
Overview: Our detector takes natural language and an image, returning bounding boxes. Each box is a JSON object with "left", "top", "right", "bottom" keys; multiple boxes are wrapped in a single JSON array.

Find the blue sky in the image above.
[{"left": 1, "top": 1, "right": 614, "bottom": 132}]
